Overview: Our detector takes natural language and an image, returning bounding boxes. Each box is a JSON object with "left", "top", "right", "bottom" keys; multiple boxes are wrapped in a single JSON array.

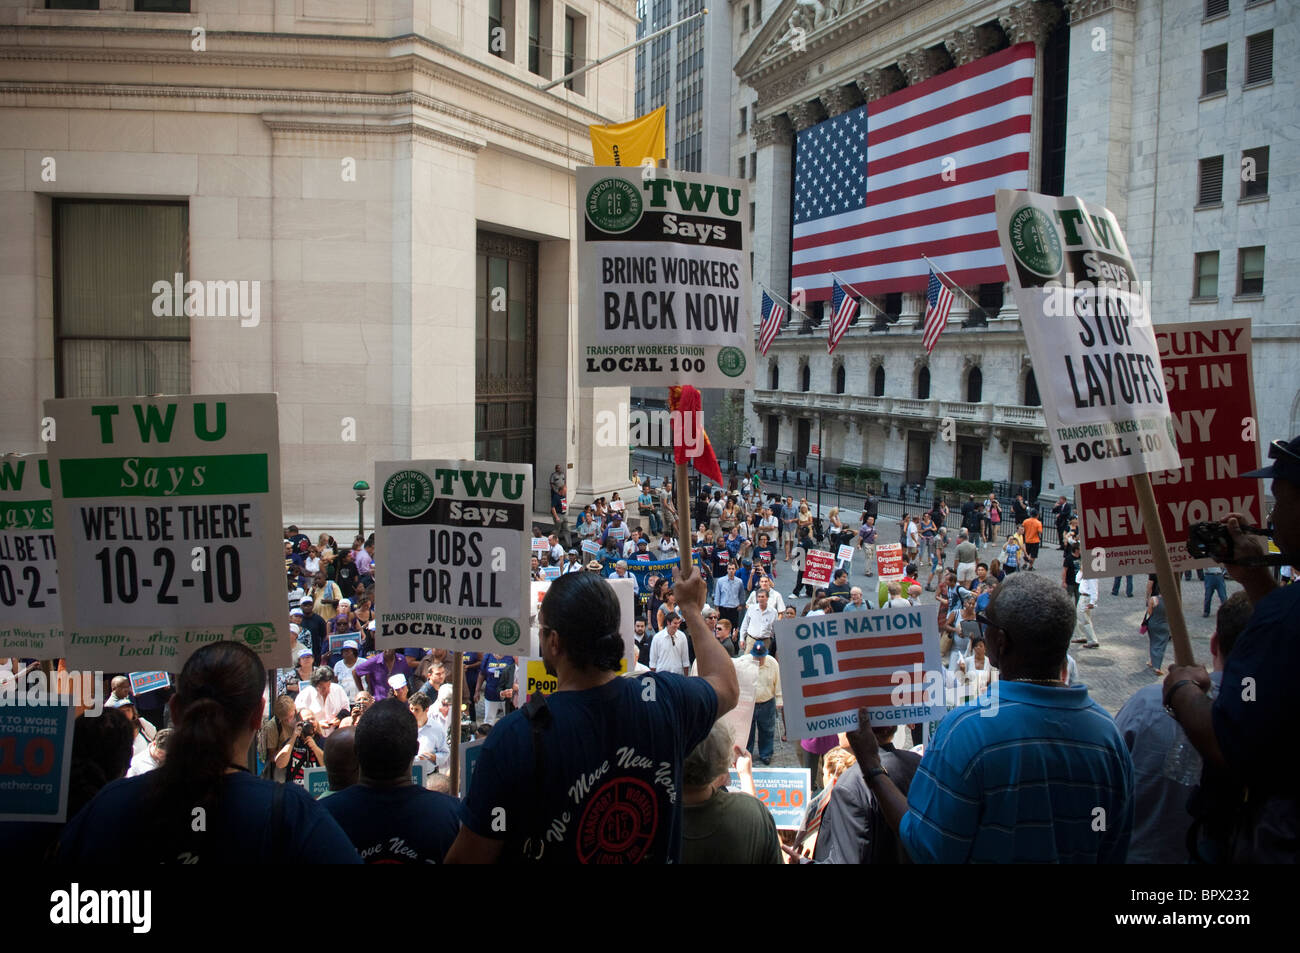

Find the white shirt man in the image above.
[
  {"left": 413, "top": 701, "right": 451, "bottom": 773},
  {"left": 1074, "top": 570, "right": 1100, "bottom": 648},
  {"left": 649, "top": 615, "right": 691, "bottom": 675},
  {"left": 759, "top": 509, "right": 780, "bottom": 538},
  {"left": 744, "top": 578, "right": 785, "bottom": 614},
  {"left": 548, "top": 535, "right": 564, "bottom": 566},
  {"left": 738, "top": 592, "right": 779, "bottom": 653},
  {"left": 295, "top": 675, "right": 350, "bottom": 737},
  {"left": 333, "top": 642, "right": 362, "bottom": 701},
  {"left": 906, "top": 518, "right": 919, "bottom": 551},
  {"left": 609, "top": 560, "right": 639, "bottom": 593}
]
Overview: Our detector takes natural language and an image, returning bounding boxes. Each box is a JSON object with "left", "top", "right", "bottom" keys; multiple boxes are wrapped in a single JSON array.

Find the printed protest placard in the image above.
[
  {"left": 128, "top": 671, "right": 170, "bottom": 695},
  {"left": 875, "top": 543, "right": 905, "bottom": 580},
  {"left": 327, "top": 632, "right": 356, "bottom": 658},
  {"left": 577, "top": 166, "right": 753, "bottom": 388},
  {"left": 539, "top": 565, "right": 560, "bottom": 580},
  {"left": 581, "top": 539, "right": 601, "bottom": 557},
  {"left": 719, "top": 656, "right": 757, "bottom": 748},
  {"left": 531, "top": 537, "right": 549, "bottom": 553},
  {"left": 996, "top": 190, "right": 1179, "bottom": 484},
  {"left": 375, "top": 460, "right": 531, "bottom": 656},
  {"left": 301, "top": 766, "right": 331, "bottom": 799},
  {"left": 728, "top": 767, "right": 811, "bottom": 830},
  {"left": 776, "top": 606, "right": 944, "bottom": 741},
  {"left": 0, "top": 704, "right": 76, "bottom": 822},
  {"left": 45, "top": 395, "right": 285, "bottom": 670},
  {"left": 836, "top": 544, "right": 855, "bottom": 565},
  {"left": 1079, "top": 318, "right": 1264, "bottom": 577},
  {"left": 802, "top": 549, "right": 835, "bottom": 587},
  {"left": 0, "top": 453, "right": 64, "bottom": 659},
  {"left": 525, "top": 574, "right": 637, "bottom": 671}
]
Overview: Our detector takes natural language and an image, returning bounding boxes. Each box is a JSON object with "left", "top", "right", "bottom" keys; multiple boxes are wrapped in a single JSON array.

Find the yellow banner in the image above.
[
  {"left": 526, "top": 658, "right": 627, "bottom": 697},
  {"left": 589, "top": 106, "right": 666, "bottom": 167}
]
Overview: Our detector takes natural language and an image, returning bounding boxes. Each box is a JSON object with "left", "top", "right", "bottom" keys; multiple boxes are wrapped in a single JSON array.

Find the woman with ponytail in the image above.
[
  {"left": 57, "top": 641, "right": 360, "bottom": 864},
  {"left": 446, "top": 566, "right": 738, "bottom": 864}
]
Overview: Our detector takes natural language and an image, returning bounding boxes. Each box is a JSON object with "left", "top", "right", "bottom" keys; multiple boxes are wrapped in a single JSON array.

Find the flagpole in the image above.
[
  {"left": 921, "top": 254, "right": 984, "bottom": 311},
  {"left": 829, "top": 271, "right": 887, "bottom": 317}
]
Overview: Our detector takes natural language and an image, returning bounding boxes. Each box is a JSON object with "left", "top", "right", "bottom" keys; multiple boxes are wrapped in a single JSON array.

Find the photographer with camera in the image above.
[{"left": 1164, "top": 435, "right": 1300, "bottom": 862}]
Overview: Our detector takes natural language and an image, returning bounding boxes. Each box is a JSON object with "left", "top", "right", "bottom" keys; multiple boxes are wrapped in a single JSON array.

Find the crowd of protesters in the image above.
[{"left": 9, "top": 434, "right": 1299, "bottom": 863}]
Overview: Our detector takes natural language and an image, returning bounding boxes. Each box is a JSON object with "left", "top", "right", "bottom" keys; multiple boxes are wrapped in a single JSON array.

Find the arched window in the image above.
[
  {"left": 1024, "top": 368, "right": 1040, "bottom": 406},
  {"left": 800, "top": 364, "right": 811, "bottom": 392},
  {"left": 916, "top": 366, "right": 930, "bottom": 399},
  {"left": 966, "top": 366, "right": 983, "bottom": 403},
  {"left": 872, "top": 365, "right": 885, "bottom": 397},
  {"left": 834, "top": 363, "right": 846, "bottom": 394},
  {"left": 769, "top": 361, "right": 779, "bottom": 390}
]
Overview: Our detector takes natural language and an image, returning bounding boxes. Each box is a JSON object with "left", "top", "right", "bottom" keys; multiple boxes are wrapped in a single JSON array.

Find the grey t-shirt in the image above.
[
  {"left": 956, "top": 541, "right": 978, "bottom": 564},
  {"left": 682, "top": 789, "right": 783, "bottom": 864}
]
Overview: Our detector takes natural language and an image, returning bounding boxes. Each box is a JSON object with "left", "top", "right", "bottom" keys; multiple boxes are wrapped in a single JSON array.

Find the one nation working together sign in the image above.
[{"left": 577, "top": 167, "right": 753, "bottom": 389}]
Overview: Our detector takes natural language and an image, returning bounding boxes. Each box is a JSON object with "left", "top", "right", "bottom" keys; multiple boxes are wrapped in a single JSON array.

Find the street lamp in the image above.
[{"left": 353, "top": 480, "right": 369, "bottom": 542}]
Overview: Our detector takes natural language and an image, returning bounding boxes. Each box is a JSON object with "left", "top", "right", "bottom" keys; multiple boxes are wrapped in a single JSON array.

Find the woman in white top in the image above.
[
  {"left": 953, "top": 635, "right": 998, "bottom": 700},
  {"left": 294, "top": 666, "right": 349, "bottom": 737}
]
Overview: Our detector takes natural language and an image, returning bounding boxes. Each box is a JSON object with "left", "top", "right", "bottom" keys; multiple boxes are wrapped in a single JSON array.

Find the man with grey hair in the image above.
[
  {"left": 845, "top": 570, "right": 1134, "bottom": 862},
  {"left": 681, "top": 723, "right": 782, "bottom": 864},
  {"left": 296, "top": 665, "right": 350, "bottom": 737}
]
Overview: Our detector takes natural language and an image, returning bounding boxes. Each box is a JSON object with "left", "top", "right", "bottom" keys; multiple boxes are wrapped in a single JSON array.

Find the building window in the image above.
[
  {"left": 738, "top": 156, "right": 746, "bottom": 179},
  {"left": 1024, "top": 369, "right": 1040, "bottom": 406},
  {"left": 739, "top": 107, "right": 748, "bottom": 135},
  {"left": 1246, "top": 31, "right": 1273, "bottom": 85},
  {"left": 754, "top": 0, "right": 762, "bottom": 22},
  {"left": 882, "top": 292, "right": 902, "bottom": 320},
  {"left": 966, "top": 367, "right": 983, "bottom": 403},
  {"left": 769, "top": 362, "right": 779, "bottom": 389},
  {"left": 1197, "top": 156, "right": 1224, "bottom": 206},
  {"left": 956, "top": 439, "right": 983, "bottom": 482},
  {"left": 749, "top": 152, "right": 757, "bottom": 182},
  {"left": 564, "top": 11, "right": 587, "bottom": 94},
  {"left": 1203, "top": 44, "right": 1228, "bottom": 95},
  {"left": 528, "top": 0, "right": 543, "bottom": 74},
  {"left": 54, "top": 200, "right": 191, "bottom": 398},
  {"left": 1194, "top": 251, "right": 1220, "bottom": 298},
  {"left": 47, "top": 1, "right": 100, "bottom": 8},
  {"left": 834, "top": 364, "right": 846, "bottom": 394},
  {"left": 916, "top": 366, "right": 930, "bottom": 400},
  {"left": 749, "top": 202, "right": 755, "bottom": 230},
  {"left": 741, "top": 4, "right": 750, "bottom": 32},
  {"left": 1241, "top": 146, "right": 1269, "bottom": 199},
  {"left": 476, "top": 232, "right": 538, "bottom": 464},
  {"left": 799, "top": 364, "right": 811, "bottom": 392},
  {"left": 1237, "top": 246, "right": 1265, "bottom": 296},
  {"left": 134, "top": 0, "right": 190, "bottom": 10},
  {"left": 872, "top": 365, "right": 885, "bottom": 397},
  {"left": 1205, "top": 0, "right": 1229, "bottom": 17}
]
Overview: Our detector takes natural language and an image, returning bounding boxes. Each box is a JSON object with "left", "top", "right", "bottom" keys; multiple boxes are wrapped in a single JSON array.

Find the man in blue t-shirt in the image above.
[
  {"left": 321, "top": 699, "right": 460, "bottom": 863},
  {"left": 476, "top": 653, "right": 517, "bottom": 725},
  {"left": 445, "top": 568, "right": 738, "bottom": 864}
]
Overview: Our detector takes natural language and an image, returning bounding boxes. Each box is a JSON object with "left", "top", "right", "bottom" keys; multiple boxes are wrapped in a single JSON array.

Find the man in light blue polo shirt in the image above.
[{"left": 845, "top": 571, "right": 1133, "bottom": 863}]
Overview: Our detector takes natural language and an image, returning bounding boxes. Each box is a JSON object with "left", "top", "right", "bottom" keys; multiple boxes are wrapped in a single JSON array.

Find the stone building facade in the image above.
[{"left": 0, "top": 0, "right": 640, "bottom": 530}]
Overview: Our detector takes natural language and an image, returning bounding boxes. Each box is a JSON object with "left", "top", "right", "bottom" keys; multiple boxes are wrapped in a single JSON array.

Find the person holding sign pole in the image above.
[
  {"left": 1163, "top": 435, "right": 1300, "bottom": 862},
  {"left": 446, "top": 568, "right": 736, "bottom": 864}
]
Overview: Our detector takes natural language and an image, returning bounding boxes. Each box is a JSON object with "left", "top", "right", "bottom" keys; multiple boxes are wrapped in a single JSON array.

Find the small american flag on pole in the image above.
[
  {"left": 921, "top": 269, "right": 954, "bottom": 354},
  {"left": 758, "top": 291, "right": 785, "bottom": 357},
  {"left": 828, "top": 279, "right": 858, "bottom": 355}
]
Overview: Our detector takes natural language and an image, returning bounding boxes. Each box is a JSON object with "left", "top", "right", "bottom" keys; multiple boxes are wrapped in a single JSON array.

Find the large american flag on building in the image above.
[{"left": 791, "top": 43, "right": 1035, "bottom": 300}]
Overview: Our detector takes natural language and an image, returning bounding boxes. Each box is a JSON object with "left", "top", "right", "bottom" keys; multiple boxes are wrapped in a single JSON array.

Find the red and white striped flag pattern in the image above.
[
  {"left": 791, "top": 43, "right": 1034, "bottom": 301},
  {"left": 922, "top": 269, "right": 955, "bottom": 353},
  {"left": 758, "top": 291, "right": 785, "bottom": 357},
  {"left": 777, "top": 607, "right": 945, "bottom": 740},
  {"left": 828, "top": 279, "right": 858, "bottom": 354}
]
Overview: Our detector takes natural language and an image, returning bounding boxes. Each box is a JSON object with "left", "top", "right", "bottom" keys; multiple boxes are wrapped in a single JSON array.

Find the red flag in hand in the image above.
[{"left": 668, "top": 385, "right": 724, "bottom": 486}]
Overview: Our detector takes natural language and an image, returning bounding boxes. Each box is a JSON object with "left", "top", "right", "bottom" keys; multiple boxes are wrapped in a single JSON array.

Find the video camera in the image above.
[{"left": 1185, "top": 521, "right": 1285, "bottom": 567}]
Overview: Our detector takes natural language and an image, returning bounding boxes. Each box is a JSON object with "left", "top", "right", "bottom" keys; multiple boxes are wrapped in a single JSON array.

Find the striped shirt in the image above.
[{"left": 900, "top": 682, "right": 1133, "bottom": 863}]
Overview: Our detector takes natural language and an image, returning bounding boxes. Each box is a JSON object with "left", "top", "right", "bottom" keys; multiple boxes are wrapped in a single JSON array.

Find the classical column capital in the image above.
[
  {"left": 787, "top": 99, "right": 828, "bottom": 132},
  {"left": 854, "top": 65, "right": 906, "bottom": 103},
  {"left": 898, "top": 47, "right": 952, "bottom": 86},
  {"left": 1000, "top": 0, "right": 1062, "bottom": 47},
  {"left": 752, "top": 113, "right": 794, "bottom": 147},
  {"left": 944, "top": 25, "right": 1002, "bottom": 66},
  {"left": 820, "top": 84, "right": 863, "bottom": 117}
]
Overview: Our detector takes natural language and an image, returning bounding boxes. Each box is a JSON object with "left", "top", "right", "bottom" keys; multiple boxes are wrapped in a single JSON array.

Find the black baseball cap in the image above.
[{"left": 1242, "top": 436, "right": 1300, "bottom": 482}]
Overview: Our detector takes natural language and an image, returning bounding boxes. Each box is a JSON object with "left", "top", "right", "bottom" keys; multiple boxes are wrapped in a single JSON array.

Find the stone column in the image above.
[
  {"left": 1061, "top": 0, "right": 1135, "bottom": 225},
  {"left": 944, "top": 25, "right": 1001, "bottom": 67},
  {"left": 1000, "top": 0, "right": 1063, "bottom": 192},
  {"left": 855, "top": 66, "right": 905, "bottom": 104},
  {"left": 752, "top": 113, "right": 794, "bottom": 307},
  {"left": 820, "top": 84, "right": 862, "bottom": 118}
]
